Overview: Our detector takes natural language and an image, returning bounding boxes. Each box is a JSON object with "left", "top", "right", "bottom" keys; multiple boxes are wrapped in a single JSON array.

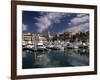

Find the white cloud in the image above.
[
  {"left": 70, "top": 14, "right": 89, "bottom": 25},
  {"left": 35, "top": 12, "right": 67, "bottom": 33},
  {"left": 58, "top": 13, "right": 89, "bottom": 34},
  {"left": 77, "top": 13, "right": 87, "bottom": 17},
  {"left": 66, "top": 23, "right": 89, "bottom": 32},
  {"left": 22, "top": 24, "right": 28, "bottom": 31}
]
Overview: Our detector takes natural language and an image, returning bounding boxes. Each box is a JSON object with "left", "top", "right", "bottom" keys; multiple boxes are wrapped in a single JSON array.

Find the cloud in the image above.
[
  {"left": 66, "top": 23, "right": 89, "bottom": 32},
  {"left": 58, "top": 13, "right": 89, "bottom": 34},
  {"left": 77, "top": 13, "right": 87, "bottom": 17},
  {"left": 35, "top": 12, "right": 67, "bottom": 33},
  {"left": 22, "top": 24, "right": 28, "bottom": 31},
  {"left": 70, "top": 14, "right": 89, "bottom": 25}
]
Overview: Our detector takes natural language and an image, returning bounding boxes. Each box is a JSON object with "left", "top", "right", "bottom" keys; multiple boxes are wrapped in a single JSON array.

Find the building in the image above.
[
  {"left": 23, "top": 32, "right": 32, "bottom": 41},
  {"left": 23, "top": 32, "right": 47, "bottom": 46}
]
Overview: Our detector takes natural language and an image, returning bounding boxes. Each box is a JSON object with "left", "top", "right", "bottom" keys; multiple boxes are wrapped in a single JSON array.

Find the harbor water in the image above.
[{"left": 22, "top": 48, "right": 89, "bottom": 69}]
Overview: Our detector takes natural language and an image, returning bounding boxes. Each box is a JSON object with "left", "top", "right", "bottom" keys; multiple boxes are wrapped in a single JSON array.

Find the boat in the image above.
[
  {"left": 26, "top": 41, "right": 35, "bottom": 49},
  {"left": 37, "top": 40, "right": 47, "bottom": 51},
  {"left": 66, "top": 42, "right": 79, "bottom": 49},
  {"left": 47, "top": 41, "right": 64, "bottom": 51},
  {"left": 22, "top": 41, "right": 26, "bottom": 47},
  {"left": 79, "top": 42, "right": 88, "bottom": 49},
  {"left": 47, "top": 42, "right": 54, "bottom": 49},
  {"left": 66, "top": 43, "right": 73, "bottom": 49}
]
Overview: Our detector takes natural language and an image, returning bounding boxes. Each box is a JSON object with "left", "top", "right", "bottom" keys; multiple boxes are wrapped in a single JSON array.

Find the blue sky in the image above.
[{"left": 22, "top": 11, "right": 89, "bottom": 35}]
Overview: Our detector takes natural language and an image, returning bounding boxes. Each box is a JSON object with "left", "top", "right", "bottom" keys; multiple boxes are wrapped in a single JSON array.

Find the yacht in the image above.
[
  {"left": 37, "top": 40, "right": 47, "bottom": 51},
  {"left": 26, "top": 41, "right": 35, "bottom": 49}
]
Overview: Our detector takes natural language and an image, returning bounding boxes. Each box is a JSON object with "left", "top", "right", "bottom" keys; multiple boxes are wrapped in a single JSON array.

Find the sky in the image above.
[{"left": 22, "top": 11, "right": 89, "bottom": 35}]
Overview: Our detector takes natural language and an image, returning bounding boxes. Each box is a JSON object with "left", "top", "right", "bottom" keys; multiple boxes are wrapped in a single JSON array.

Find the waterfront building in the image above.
[{"left": 23, "top": 32, "right": 48, "bottom": 47}]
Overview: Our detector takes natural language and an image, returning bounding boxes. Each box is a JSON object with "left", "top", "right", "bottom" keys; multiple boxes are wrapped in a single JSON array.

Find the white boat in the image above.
[
  {"left": 57, "top": 45, "right": 65, "bottom": 51},
  {"left": 79, "top": 42, "right": 88, "bottom": 48},
  {"left": 47, "top": 42, "right": 54, "bottom": 49},
  {"left": 22, "top": 41, "right": 26, "bottom": 47},
  {"left": 26, "top": 41, "right": 35, "bottom": 49},
  {"left": 37, "top": 41, "right": 47, "bottom": 51},
  {"left": 26, "top": 44, "right": 34, "bottom": 49},
  {"left": 66, "top": 42, "right": 79, "bottom": 49},
  {"left": 66, "top": 42, "right": 73, "bottom": 49},
  {"left": 47, "top": 41, "right": 64, "bottom": 51}
]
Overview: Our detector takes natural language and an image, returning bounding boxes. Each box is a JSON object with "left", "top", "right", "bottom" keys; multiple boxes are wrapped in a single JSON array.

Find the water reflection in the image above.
[{"left": 22, "top": 48, "right": 89, "bottom": 69}]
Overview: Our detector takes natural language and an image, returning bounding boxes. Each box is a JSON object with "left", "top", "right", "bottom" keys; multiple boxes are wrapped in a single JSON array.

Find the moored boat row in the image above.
[{"left": 23, "top": 40, "right": 89, "bottom": 52}]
